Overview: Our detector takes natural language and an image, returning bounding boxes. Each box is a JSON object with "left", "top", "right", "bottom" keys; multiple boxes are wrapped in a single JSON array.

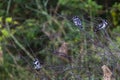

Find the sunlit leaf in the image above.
[
  {"left": 0, "top": 17, "right": 2, "bottom": 22},
  {"left": 1, "top": 29, "right": 9, "bottom": 37},
  {"left": 5, "top": 17, "right": 12, "bottom": 23}
]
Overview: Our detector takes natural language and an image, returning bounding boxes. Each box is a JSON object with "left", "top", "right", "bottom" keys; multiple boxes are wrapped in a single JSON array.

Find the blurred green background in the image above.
[{"left": 0, "top": 0, "right": 120, "bottom": 80}]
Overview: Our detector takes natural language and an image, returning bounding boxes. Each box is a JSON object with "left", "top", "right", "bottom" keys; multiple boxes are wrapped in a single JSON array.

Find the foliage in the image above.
[
  {"left": 110, "top": 2, "right": 120, "bottom": 27},
  {"left": 59, "top": 0, "right": 102, "bottom": 15},
  {"left": 0, "top": 0, "right": 120, "bottom": 80}
]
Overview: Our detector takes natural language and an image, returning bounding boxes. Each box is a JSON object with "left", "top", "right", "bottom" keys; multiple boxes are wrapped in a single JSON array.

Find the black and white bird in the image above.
[
  {"left": 72, "top": 16, "right": 83, "bottom": 29},
  {"left": 94, "top": 19, "right": 108, "bottom": 32},
  {"left": 33, "top": 58, "right": 42, "bottom": 71}
]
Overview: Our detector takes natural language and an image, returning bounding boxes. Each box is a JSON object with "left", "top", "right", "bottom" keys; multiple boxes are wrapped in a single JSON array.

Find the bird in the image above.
[
  {"left": 72, "top": 16, "right": 83, "bottom": 29},
  {"left": 94, "top": 19, "right": 108, "bottom": 32},
  {"left": 53, "top": 42, "right": 72, "bottom": 62},
  {"left": 33, "top": 58, "right": 42, "bottom": 71}
]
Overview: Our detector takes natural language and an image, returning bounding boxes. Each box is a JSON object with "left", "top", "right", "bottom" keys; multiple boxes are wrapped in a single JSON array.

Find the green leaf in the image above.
[
  {"left": 0, "top": 16, "right": 2, "bottom": 22},
  {"left": 1, "top": 29, "right": 9, "bottom": 37},
  {"left": 5, "top": 17, "right": 12, "bottom": 23}
]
